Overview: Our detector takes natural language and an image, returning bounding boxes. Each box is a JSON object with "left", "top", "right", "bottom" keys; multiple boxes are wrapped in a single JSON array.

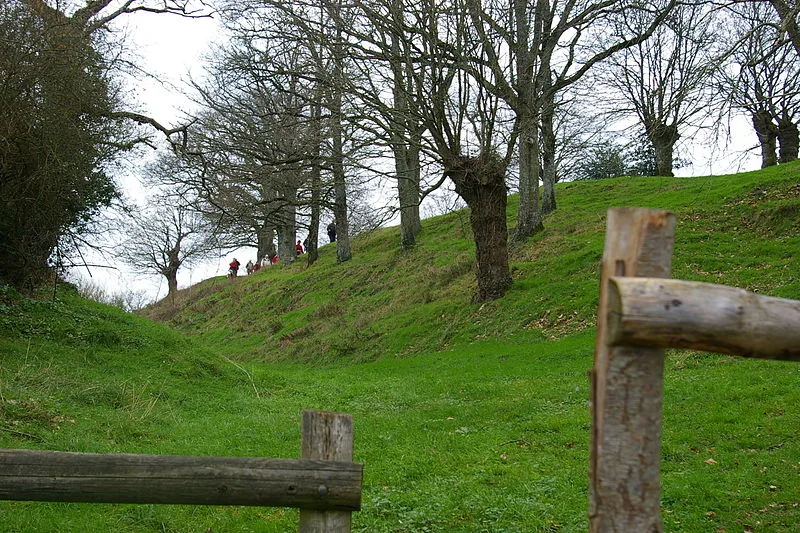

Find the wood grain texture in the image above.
[
  {"left": 607, "top": 277, "right": 800, "bottom": 361},
  {"left": 589, "top": 208, "right": 675, "bottom": 533},
  {"left": 0, "top": 449, "right": 362, "bottom": 510},
  {"left": 299, "top": 410, "right": 355, "bottom": 533}
]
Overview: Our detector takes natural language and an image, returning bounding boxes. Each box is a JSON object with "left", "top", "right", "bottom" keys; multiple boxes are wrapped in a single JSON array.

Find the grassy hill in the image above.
[
  {"left": 1, "top": 163, "right": 799, "bottom": 532},
  {"left": 147, "top": 163, "right": 800, "bottom": 365}
]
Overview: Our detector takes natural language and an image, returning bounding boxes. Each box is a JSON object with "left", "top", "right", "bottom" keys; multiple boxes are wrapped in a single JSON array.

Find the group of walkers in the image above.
[
  {"left": 228, "top": 255, "right": 275, "bottom": 278},
  {"left": 226, "top": 223, "right": 337, "bottom": 278}
]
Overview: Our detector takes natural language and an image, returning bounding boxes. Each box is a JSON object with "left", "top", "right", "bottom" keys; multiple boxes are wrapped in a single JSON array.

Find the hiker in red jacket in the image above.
[{"left": 228, "top": 258, "right": 241, "bottom": 278}]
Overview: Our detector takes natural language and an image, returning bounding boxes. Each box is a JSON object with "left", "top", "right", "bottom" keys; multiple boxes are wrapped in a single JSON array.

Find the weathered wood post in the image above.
[
  {"left": 299, "top": 410, "right": 355, "bottom": 533},
  {"left": 589, "top": 208, "right": 676, "bottom": 532}
]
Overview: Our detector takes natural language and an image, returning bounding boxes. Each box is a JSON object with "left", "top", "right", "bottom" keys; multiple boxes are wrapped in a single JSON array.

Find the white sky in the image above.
[{"left": 70, "top": 9, "right": 762, "bottom": 307}]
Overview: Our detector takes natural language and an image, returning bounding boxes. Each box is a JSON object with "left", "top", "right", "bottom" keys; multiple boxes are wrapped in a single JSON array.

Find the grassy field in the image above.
[{"left": 1, "top": 163, "right": 799, "bottom": 532}]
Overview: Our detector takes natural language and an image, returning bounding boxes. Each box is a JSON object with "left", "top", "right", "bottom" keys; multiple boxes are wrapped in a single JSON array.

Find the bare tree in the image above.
[
  {"left": 595, "top": 2, "right": 720, "bottom": 176},
  {"left": 176, "top": 37, "right": 332, "bottom": 266},
  {"left": 204, "top": 0, "right": 392, "bottom": 265},
  {"left": 120, "top": 195, "right": 218, "bottom": 299},
  {"left": 327, "top": 0, "right": 677, "bottom": 297},
  {"left": 459, "top": 0, "right": 678, "bottom": 239},
  {"left": 718, "top": 2, "right": 800, "bottom": 166}
]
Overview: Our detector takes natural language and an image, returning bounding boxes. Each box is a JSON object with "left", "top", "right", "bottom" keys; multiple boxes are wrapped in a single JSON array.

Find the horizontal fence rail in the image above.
[
  {"left": 0, "top": 450, "right": 362, "bottom": 510},
  {"left": 606, "top": 276, "right": 800, "bottom": 361},
  {"left": 1, "top": 410, "right": 361, "bottom": 533}
]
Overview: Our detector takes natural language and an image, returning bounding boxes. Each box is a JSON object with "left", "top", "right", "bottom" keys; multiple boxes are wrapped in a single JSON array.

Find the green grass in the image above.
[{"left": 1, "top": 163, "right": 799, "bottom": 531}]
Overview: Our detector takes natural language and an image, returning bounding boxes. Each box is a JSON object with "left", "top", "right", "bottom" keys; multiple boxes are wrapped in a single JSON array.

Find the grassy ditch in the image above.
[{"left": 2, "top": 164, "right": 799, "bottom": 531}]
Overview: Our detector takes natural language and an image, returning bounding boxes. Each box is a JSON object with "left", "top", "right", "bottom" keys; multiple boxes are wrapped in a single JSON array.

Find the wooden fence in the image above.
[
  {"left": 590, "top": 208, "right": 800, "bottom": 532},
  {"left": 0, "top": 410, "right": 361, "bottom": 533}
]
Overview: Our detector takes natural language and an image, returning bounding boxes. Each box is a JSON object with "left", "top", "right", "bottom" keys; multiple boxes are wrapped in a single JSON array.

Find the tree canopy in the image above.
[
  {"left": 0, "top": 0, "right": 120, "bottom": 288},
  {"left": 0, "top": 0, "right": 208, "bottom": 290}
]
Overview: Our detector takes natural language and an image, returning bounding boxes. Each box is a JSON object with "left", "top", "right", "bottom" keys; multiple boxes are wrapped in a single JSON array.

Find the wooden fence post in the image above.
[
  {"left": 299, "top": 410, "right": 354, "bottom": 533},
  {"left": 589, "top": 208, "right": 676, "bottom": 533}
]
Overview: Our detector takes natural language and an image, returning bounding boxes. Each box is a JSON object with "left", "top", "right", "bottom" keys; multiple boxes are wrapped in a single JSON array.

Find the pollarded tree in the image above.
[
  {"left": 461, "top": 0, "right": 679, "bottom": 237},
  {"left": 719, "top": 2, "right": 800, "bottom": 166},
  {"left": 407, "top": 0, "right": 515, "bottom": 301},
  {"left": 597, "top": 2, "right": 720, "bottom": 176}
]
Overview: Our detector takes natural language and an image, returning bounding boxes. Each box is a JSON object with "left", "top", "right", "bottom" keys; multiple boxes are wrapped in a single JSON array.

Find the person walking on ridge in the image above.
[{"left": 228, "top": 258, "right": 241, "bottom": 278}]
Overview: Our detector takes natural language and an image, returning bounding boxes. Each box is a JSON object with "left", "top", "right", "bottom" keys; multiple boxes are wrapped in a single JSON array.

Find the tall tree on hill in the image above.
[
  {"left": 332, "top": 0, "right": 429, "bottom": 250},
  {"left": 385, "top": 0, "right": 425, "bottom": 249},
  {"left": 719, "top": 3, "right": 800, "bottom": 166},
  {"left": 596, "top": 2, "right": 719, "bottom": 177},
  {"left": 324, "top": 0, "right": 354, "bottom": 263}
]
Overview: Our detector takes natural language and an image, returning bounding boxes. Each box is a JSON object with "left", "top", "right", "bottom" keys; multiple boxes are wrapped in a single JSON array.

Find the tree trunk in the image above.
[
  {"left": 512, "top": 0, "right": 544, "bottom": 241},
  {"left": 165, "top": 271, "right": 178, "bottom": 297},
  {"left": 777, "top": 116, "right": 799, "bottom": 163},
  {"left": 306, "top": 101, "right": 323, "bottom": 266},
  {"left": 277, "top": 224, "right": 295, "bottom": 265},
  {"left": 396, "top": 145, "right": 422, "bottom": 249},
  {"left": 328, "top": 0, "right": 351, "bottom": 264},
  {"left": 164, "top": 246, "right": 180, "bottom": 298},
  {"left": 515, "top": 125, "right": 544, "bottom": 240},
  {"left": 391, "top": 0, "right": 422, "bottom": 250},
  {"left": 277, "top": 186, "right": 297, "bottom": 264},
  {"left": 306, "top": 161, "right": 321, "bottom": 265},
  {"left": 541, "top": 94, "right": 557, "bottom": 215},
  {"left": 653, "top": 139, "right": 674, "bottom": 177},
  {"left": 752, "top": 111, "right": 778, "bottom": 168},
  {"left": 646, "top": 122, "right": 679, "bottom": 177},
  {"left": 256, "top": 223, "right": 276, "bottom": 264},
  {"left": 445, "top": 154, "right": 512, "bottom": 302},
  {"left": 331, "top": 123, "right": 351, "bottom": 263}
]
